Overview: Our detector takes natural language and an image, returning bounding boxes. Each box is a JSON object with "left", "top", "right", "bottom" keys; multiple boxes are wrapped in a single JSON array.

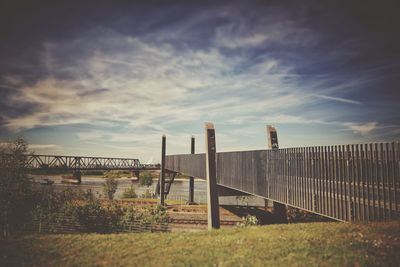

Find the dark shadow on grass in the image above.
[
  {"left": 0, "top": 234, "right": 60, "bottom": 266},
  {"left": 220, "top": 205, "right": 278, "bottom": 225}
]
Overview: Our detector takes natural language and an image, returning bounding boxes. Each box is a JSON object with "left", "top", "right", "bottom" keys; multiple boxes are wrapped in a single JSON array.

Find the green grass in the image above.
[{"left": 1, "top": 221, "right": 399, "bottom": 267}]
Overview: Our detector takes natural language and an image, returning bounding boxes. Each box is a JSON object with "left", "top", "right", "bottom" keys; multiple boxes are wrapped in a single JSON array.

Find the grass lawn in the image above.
[{"left": 1, "top": 221, "right": 399, "bottom": 267}]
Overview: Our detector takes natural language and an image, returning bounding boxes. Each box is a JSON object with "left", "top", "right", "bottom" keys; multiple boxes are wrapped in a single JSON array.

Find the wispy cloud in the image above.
[
  {"left": 312, "top": 94, "right": 361, "bottom": 105},
  {"left": 343, "top": 122, "right": 378, "bottom": 136}
]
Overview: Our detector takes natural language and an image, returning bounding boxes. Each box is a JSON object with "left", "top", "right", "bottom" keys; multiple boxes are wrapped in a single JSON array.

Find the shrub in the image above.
[
  {"left": 103, "top": 177, "right": 118, "bottom": 200},
  {"left": 32, "top": 188, "right": 97, "bottom": 232},
  {"left": 0, "top": 137, "right": 36, "bottom": 238},
  {"left": 121, "top": 186, "right": 137, "bottom": 199},
  {"left": 139, "top": 172, "right": 153, "bottom": 187},
  {"left": 31, "top": 189, "right": 168, "bottom": 233},
  {"left": 121, "top": 206, "right": 139, "bottom": 224},
  {"left": 141, "top": 205, "right": 169, "bottom": 225},
  {"left": 60, "top": 201, "right": 112, "bottom": 233},
  {"left": 237, "top": 215, "right": 259, "bottom": 227}
]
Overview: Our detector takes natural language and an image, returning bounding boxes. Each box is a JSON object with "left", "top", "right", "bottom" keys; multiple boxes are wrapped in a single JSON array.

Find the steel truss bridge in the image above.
[{"left": 24, "top": 154, "right": 160, "bottom": 171}]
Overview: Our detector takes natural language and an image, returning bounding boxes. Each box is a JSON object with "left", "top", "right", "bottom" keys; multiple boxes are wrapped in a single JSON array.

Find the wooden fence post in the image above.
[
  {"left": 189, "top": 136, "right": 195, "bottom": 204},
  {"left": 205, "top": 122, "right": 220, "bottom": 229},
  {"left": 159, "top": 135, "right": 166, "bottom": 206}
]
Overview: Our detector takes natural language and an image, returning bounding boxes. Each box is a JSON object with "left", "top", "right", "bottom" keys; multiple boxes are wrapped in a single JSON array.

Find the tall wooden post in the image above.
[
  {"left": 267, "top": 125, "right": 288, "bottom": 223},
  {"left": 205, "top": 122, "right": 220, "bottom": 230},
  {"left": 160, "top": 135, "right": 166, "bottom": 206},
  {"left": 189, "top": 136, "right": 195, "bottom": 204}
]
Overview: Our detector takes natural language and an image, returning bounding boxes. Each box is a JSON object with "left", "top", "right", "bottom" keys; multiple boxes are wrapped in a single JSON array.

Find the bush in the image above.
[
  {"left": 31, "top": 188, "right": 168, "bottom": 233},
  {"left": 121, "top": 186, "right": 137, "bottom": 199},
  {"left": 103, "top": 177, "right": 118, "bottom": 200},
  {"left": 59, "top": 199, "right": 125, "bottom": 233},
  {"left": 237, "top": 215, "right": 259, "bottom": 227},
  {"left": 139, "top": 172, "right": 153, "bottom": 187},
  {"left": 32, "top": 188, "right": 97, "bottom": 232},
  {"left": 0, "top": 137, "right": 36, "bottom": 238},
  {"left": 141, "top": 205, "right": 169, "bottom": 224},
  {"left": 121, "top": 206, "right": 139, "bottom": 224}
]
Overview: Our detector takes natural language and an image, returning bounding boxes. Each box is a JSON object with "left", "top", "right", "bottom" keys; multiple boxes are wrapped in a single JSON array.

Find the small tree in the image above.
[
  {"left": 103, "top": 177, "right": 118, "bottom": 200},
  {"left": 0, "top": 137, "right": 34, "bottom": 238},
  {"left": 139, "top": 171, "right": 153, "bottom": 187}
]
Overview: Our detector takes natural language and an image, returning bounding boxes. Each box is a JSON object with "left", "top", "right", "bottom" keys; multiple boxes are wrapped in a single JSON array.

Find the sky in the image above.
[{"left": 0, "top": 1, "right": 399, "bottom": 163}]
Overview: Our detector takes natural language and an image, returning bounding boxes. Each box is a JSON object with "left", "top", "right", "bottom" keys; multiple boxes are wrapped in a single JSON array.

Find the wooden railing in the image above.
[{"left": 165, "top": 142, "right": 400, "bottom": 222}]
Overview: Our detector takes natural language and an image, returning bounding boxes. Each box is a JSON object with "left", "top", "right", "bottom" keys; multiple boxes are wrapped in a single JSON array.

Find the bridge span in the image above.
[
  {"left": 160, "top": 123, "right": 399, "bottom": 228},
  {"left": 24, "top": 154, "right": 160, "bottom": 171}
]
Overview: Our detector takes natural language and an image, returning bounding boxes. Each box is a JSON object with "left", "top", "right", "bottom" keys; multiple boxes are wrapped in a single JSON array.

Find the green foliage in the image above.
[
  {"left": 32, "top": 188, "right": 96, "bottom": 232},
  {"left": 120, "top": 206, "right": 138, "bottom": 224},
  {"left": 102, "top": 177, "right": 118, "bottom": 200},
  {"left": 33, "top": 189, "right": 123, "bottom": 233},
  {"left": 62, "top": 201, "right": 108, "bottom": 232},
  {"left": 61, "top": 201, "right": 123, "bottom": 233},
  {"left": 121, "top": 186, "right": 137, "bottom": 199},
  {"left": 31, "top": 188, "right": 168, "bottom": 233},
  {"left": 138, "top": 172, "right": 153, "bottom": 187},
  {"left": 0, "top": 137, "right": 35, "bottom": 238},
  {"left": 237, "top": 214, "right": 259, "bottom": 227},
  {"left": 141, "top": 205, "right": 169, "bottom": 224}
]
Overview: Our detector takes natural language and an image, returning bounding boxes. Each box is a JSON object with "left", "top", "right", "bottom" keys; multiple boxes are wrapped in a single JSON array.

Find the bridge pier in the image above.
[
  {"left": 267, "top": 125, "right": 288, "bottom": 223},
  {"left": 273, "top": 202, "right": 288, "bottom": 223},
  {"left": 188, "top": 136, "right": 195, "bottom": 204},
  {"left": 159, "top": 135, "right": 166, "bottom": 206},
  {"left": 73, "top": 170, "right": 82, "bottom": 184},
  {"left": 205, "top": 123, "right": 220, "bottom": 230}
]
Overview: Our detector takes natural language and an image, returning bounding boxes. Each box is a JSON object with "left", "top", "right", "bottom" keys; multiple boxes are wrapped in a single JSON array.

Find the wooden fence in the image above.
[{"left": 165, "top": 142, "right": 400, "bottom": 222}]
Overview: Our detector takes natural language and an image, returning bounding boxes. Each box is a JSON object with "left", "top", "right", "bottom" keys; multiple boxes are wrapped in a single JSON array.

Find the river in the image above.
[{"left": 32, "top": 175, "right": 266, "bottom": 206}]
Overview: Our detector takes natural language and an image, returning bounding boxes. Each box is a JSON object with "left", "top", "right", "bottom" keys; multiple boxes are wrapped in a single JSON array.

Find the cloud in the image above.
[
  {"left": 214, "top": 10, "right": 317, "bottom": 49},
  {"left": 312, "top": 94, "right": 361, "bottom": 105},
  {"left": 0, "top": 84, "right": 18, "bottom": 90},
  {"left": 3, "top": 24, "right": 307, "bottom": 133},
  {"left": 28, "top": 144, "right": 59, "bottom": 150},
  {"left": 343, "top": 122, "right": 378, "bottom": 135}
]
